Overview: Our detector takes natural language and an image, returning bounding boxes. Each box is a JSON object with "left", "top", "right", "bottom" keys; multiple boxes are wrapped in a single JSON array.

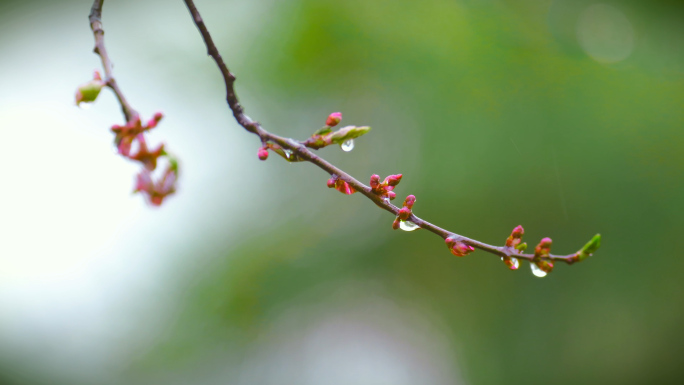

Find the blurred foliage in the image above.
[{"left": 2, "top": 0, "right": 684, "bottom": 384}]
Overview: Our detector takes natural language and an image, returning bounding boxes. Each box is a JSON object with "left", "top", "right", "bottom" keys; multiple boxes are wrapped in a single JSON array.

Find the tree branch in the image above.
[
  {"left": 89, "top": 0, "right": 136, "bottom": 122},
  {"left": 180, "top": 0, "right": 600, "bottom": 270},
  {"left": 84, "top": 0, "right": 178, "bottom": 206}
]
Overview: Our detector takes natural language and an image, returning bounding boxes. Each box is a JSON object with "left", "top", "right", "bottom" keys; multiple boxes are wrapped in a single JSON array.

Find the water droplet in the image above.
[
  {"left": 399, "top": 220, "right": 419, "bottom": 231},
  {"left": 283, "top": 149, "right": 292, "bottom": 159},
  {"left": 382, "top": 196, "right": 390, "bottom": 204},
  {"left": 341, "top": 139, "right": 355, "bottom": 152},
  {"left": 79, "top": 102, "right": 92, "bottom": 110},
  {"left": 530, "top": 262, "right": 547, "bottom": 278},
  {"left": 501, "top": 256, "right": 520, "bottom": 270}
]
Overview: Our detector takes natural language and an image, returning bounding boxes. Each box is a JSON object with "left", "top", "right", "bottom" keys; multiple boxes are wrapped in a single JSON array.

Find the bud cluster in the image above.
[
  {"left": 111, "top": 113, "right": 163, "bottom": 156},
  {"left": 392, "top": 194, "right": 417, "bottom": 230},
  {"left": 370, "top": 174, "right": 402, "bottom": 202},
  {"left": 75, "top": 72, "right": 178, "bottom": 206},
  {"left": 327, "top": 175, "right": 356, "bottom": 195},
  {"left": 532, "top": 237, "right": 554, "bottom": 274},
  {"left": 303, "top": 112, "right": 371, "bottom": 150},
  {"left": 445, "top": 236, "right": 475, "bottom": 257}
]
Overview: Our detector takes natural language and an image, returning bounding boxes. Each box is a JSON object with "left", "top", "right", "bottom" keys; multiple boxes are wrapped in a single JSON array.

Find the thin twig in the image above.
[
  {"left": 89, "top": 0, "right": 137, "bottom": 121},
  {"left": 181, "top": 0, "right": 583, "bottom": 264}
]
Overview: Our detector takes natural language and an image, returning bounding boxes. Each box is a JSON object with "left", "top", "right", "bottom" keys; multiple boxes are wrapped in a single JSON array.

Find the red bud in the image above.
[
  {"left": 398, "top": 207, "right": 411, "bottom": 221},
  {"left": 326, "top": 112, "right": 342, "bottom": 127},
  {"left": 257, "top": 147, "right": 269, "bottom": 160},
  {"left": 384, "top": 174, "right": 403, "bottom": 187}
]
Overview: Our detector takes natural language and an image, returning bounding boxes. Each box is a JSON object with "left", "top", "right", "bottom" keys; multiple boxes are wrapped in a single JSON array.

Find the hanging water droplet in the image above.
[
  {"left": 399, "top": 220, "right": 419, "bottom": 231},
  {"left": 501, "top": 256, "right": 520, "bottom": 270},
  {"left": 530, "top": 262, "right": 547, "bottom": 278},
  {"left": 78, "top": 102, "right": 92, "bottom": 110},
  {"left": 382, "top": 196, "right": 390, "bottom": 204},
  {"left": 340, "top": 139, "right": 355, "bottom": 152},
  {"left": 283, "top": 149, "right": 292, "bottom": 159}
]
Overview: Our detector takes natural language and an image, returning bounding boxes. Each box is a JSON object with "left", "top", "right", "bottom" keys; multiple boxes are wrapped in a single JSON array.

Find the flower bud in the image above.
[
  {"left": 257, "top": 147, "right": 269, "bottom": 160},
  {"left": 536, "top": 259, "right": 554, "bottom": 273},
  {"left": 385, "top": 174, "right": 403, "bottom": 187},
  {"left": 326, "top": 112, "right": 342, "bottom": 127},
  {"left": 398, "top": 207, "right": 411, "bottom": 221},
  {"left": 505, "top": 225, "right": 525, "bottom": 248},
  {"left": 147, "top": 112, "right": 164, "bottom": 129},
  {"left": 534, "top": 237, "right": 553, "bottom": 258},
  {"left": 445, "top": 236, "right": 474, "bottom": 257},
  {"left": 327, "top": 178, "right": 336, "bottom": 188},
  {"left": 370, "top": 174, "right": 380, "bottom": 190},
  {"left": 387, "top": 191, "right": 396, "bottom": 200},
  {"left": 403, "top": 195, "right": 416, "bottom": 209},
  {"left": 392, "top": 218, "right": 401, "bottom": 230}
]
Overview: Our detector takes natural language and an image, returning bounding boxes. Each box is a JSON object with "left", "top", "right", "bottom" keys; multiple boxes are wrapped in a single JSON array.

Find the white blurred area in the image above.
[
  {"left": 0, "top": 1, "right": 437, "bottom": 384},
  {"left": 0, "top": 0, "right": 271, "bottom": 382},
  {"left": 237, "top": 288, "right": 464, "bottom": 385}
]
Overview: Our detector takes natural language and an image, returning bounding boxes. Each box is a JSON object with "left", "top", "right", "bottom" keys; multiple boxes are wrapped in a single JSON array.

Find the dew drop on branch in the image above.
[
  {"left": 284, "top": 149, "right": 292, "bottom": 160},
  {"left": 501, "top": 256, "right": 520, "bottom": 270},
  {"left": 399, "top": 220, "right": 419, "bottom": 231},
  {"left": 79, "top": 103, "right": 92, "bottom": 110},
  {"left": 530, "top": 262, "right": 547, "bottom": 278},
  {"left": 341, "top": 139, "right": 355, "bottom": 152}
]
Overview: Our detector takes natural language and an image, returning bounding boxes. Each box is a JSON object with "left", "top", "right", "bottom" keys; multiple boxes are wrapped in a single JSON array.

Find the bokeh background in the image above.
[{"left": 1, "top": 0, "right": 683, "bottom": 384}]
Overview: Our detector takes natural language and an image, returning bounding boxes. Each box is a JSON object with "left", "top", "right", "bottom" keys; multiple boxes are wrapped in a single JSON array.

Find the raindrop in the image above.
[
  {"left": 341, "top": 139, "right": 355, "bottom": 152},
  {"left": 283, "top": 149, "right": 292, "bottom": 159},
  {"left": 530, "top": 262, "right": 547, "bottom": 278},
  {"left": 501, "top": 256, "right": 520, "bottom": 270},
  {"left": 78, "top": 103, "right": 92, "bottom": 110},
  {"left": 399, "top": 220, "right": 419, "bottom": 231},
  {"left": 382, "top": 196, "right": 391, "bottom": 204}
]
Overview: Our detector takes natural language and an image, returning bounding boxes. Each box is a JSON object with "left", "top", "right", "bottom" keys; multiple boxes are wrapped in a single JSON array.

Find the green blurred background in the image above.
[{"left": 1, "top": 0, "right": 683, "bottom": 384}]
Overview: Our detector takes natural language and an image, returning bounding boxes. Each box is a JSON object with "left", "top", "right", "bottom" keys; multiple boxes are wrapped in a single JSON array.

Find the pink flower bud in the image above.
[
  {"left": 147, "top": 112, "right": 164, "bottom": 129},
  {"left": 398, "top": 207, "right": 411, "bottom": 221},
  {"left": 445, "top": 236, "right": 473, "bottom": 257},
  {"left": 392, "top": 218, "right": 401, "bottom": 230},
  {"left": 327, "top": 178, "right": 336, "bottom": 188},
  {"left": 335, "top": 180, "right": 356, "bottom": 195},
  {"left": 325, "top": 112, "right": 342, "bottom": 127},
  {"left": 387, "top": 191, "right": 396, "bottom": 200},
  {"left": 257, "top": 147, "right": 269, "bottom": 160},
  {"left": 536, "top": 259, "right": 554, "bottom": 273},
  {"left": 450, "top": 242, "right": 474, "bottom": 257},
  {"left": 370, "top": 174, "right": 380, "bottom": 190},
  {"left": 384, "top": 174, "right": 403, "bottom": 187},
  {"left": 505, "top": 225, "right": 525, "bottom": 248},
  {"left": 534, "top": 237, "right": 553, "bottom": 258},
  {"left": 403, "top": 195, "right": 416, "bottom": 209}
]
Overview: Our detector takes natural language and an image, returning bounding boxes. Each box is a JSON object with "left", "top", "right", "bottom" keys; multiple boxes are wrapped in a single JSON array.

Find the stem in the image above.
[{"left": 89, "top": 0, "right": 137, "bottom": 122}]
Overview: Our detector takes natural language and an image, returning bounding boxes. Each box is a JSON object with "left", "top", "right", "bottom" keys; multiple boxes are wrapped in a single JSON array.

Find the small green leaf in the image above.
[
  {"left": 328, "top": 125, "right": 371, "bottom": 144},
  {"left": 577, "top": 233, "right": 601, "bottom": 261}
]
